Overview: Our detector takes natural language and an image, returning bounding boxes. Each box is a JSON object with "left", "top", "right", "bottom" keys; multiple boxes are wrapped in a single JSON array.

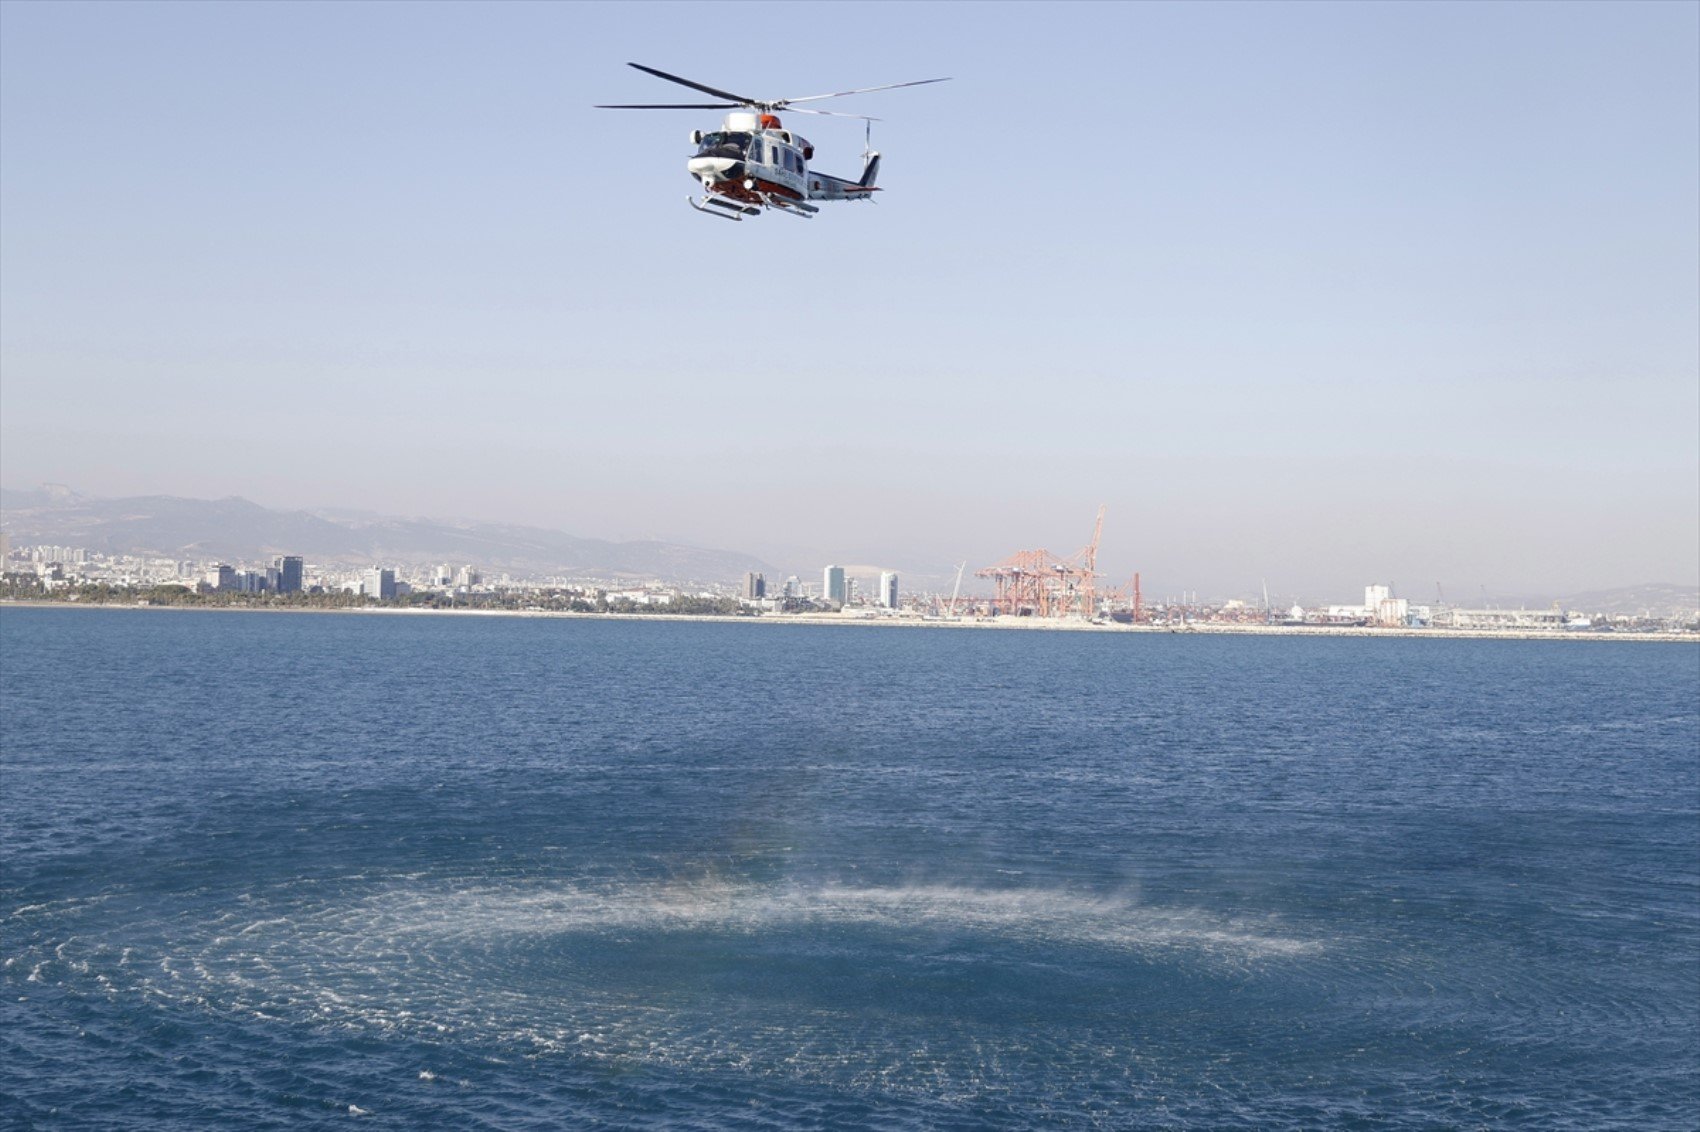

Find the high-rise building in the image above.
[
  {"left": 275, "top": 556, "right": 304, "bottom": 594},
  {"left": 214, "top": 564, "right": 236, "bottom": 591},
  {"left": 879, "top": 571, "right": 899, "bottom": 609},
  {"left": 363, "top": 567, "right": 397, "bottom": 600},
  {"left": 454, "top": 565, "right": 480, "bottom": 589},
  {"left": 743, "top": 571, "right": 766, "bottom": 600},
  {"left": 823, "top": 565, "right": 847, "bottom": 605}
]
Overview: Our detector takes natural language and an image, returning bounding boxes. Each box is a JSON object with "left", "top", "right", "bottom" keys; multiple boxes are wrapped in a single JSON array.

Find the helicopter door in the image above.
[{"left": 773, "top": 145, "right": 800, "bottom": 192}]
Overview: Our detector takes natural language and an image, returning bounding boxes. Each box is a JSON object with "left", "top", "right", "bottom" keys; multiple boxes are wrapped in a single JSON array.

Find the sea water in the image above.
[{"left": 2, "top": 607, "right": 1696, "bottom": 1128}]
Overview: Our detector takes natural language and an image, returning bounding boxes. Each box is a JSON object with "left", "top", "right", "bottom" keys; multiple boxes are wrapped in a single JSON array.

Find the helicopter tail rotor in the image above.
[{"left": 855, "top": 120, "right": 880, "bottom": 194}]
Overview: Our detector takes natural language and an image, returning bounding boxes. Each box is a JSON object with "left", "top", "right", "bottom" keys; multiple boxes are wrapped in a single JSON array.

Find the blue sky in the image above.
[{"left": 2, "top": 1, "right": 1695, "bottom": 600}]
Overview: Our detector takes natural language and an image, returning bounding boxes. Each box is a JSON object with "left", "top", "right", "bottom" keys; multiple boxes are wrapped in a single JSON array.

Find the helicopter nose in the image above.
[{"left": 687, "top": 156, "right": 736, "bottom": 181}]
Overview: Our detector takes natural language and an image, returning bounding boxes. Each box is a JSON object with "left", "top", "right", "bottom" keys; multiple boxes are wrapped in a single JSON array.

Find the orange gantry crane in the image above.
[
  {"left": 976, "top": 506, "right": 1105, "bottom": 619},
  {"left": 1102, "top": 571, "right": 1146, "bottom": 622}
]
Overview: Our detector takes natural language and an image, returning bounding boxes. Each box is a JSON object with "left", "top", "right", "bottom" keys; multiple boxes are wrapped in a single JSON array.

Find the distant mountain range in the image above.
[
  {"left": 1545, "top": 582, "right": 1699, "bottom": 619},
  {"left": 0, "top": 486, "right": 773, "bottom": 584}
]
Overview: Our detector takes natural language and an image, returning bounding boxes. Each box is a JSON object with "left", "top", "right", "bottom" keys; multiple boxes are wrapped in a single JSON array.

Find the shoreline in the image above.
[{"left": 3, "top": 599, "right": 1694, "bottom": 643}]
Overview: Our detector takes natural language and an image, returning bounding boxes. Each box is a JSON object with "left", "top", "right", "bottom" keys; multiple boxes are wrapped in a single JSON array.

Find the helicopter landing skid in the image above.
[
  {"left": 763, "top": 194, "right": 818, "bottom": 219},
  {"left": 688, "top": 194, "right": 759, "bottom": 221}
]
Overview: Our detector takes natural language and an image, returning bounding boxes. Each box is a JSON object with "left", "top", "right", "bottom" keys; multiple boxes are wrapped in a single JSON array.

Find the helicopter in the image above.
[{"left": 596, "top": 63, "right": 949, "bottom": 221}]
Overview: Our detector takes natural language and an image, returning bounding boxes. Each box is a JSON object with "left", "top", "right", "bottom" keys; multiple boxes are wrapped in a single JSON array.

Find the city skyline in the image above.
[
  {"left": 3, "top": 2, "right": 1695, "bottom": 600},
  {"left": 4, "top": 480, "right": 1696, "bottom": 615},
  {"left": 9, "top": 535, "right": 1696, "bottom": 632}
]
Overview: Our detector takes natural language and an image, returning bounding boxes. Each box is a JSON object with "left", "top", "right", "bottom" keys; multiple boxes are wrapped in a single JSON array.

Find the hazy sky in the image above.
[{"left": 3, "top": 1, "right": 1696, "bottom": 601}]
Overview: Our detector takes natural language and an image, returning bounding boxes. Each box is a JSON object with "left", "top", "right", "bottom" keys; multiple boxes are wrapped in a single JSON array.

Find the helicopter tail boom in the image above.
[{"left": 799, "top": 152, "right": 882, "bottom": 204}]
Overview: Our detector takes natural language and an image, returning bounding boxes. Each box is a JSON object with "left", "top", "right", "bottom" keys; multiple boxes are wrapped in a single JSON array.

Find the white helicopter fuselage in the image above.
[
  {"left": 596, "top": 64, "right": 943, "bottom": 221},
  {"left": 685, "top": 111, "right": 877, "bottom": 214}
]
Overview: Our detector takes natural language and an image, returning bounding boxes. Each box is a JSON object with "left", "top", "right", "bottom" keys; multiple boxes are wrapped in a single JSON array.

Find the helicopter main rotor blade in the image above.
[
  {"left": 785, "top": 108, "right": 881, "bottom": 120},
  {"left": 595, "top": 103, "right": 742, "bottom": 110},
  {"left": 625, "top": 63, "right": 756, "bottom": 107},
  {"left": 780, "top": 77, "right": 951, "bottom": 106}
]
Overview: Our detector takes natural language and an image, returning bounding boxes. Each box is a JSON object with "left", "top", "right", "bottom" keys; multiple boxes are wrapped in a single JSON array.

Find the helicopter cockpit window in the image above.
[{"left": 694, "top": 132, "right": 750, "bottom": 160}]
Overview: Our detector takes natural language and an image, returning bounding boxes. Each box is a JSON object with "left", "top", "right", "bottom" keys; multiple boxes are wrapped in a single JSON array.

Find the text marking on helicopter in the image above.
[{"left": 596, "top": 63, "right": 949, "bottom": 221}]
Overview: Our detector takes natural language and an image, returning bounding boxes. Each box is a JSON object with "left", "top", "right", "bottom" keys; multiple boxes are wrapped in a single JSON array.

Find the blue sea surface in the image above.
[{"left": 2, "top": 606, "right": 1696, "bottom": 1129}]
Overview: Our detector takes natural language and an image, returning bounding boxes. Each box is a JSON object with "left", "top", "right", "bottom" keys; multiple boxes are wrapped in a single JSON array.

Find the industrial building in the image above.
[{"left": 1430, "top": 607, "right": 1570, "bottom": 630}]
